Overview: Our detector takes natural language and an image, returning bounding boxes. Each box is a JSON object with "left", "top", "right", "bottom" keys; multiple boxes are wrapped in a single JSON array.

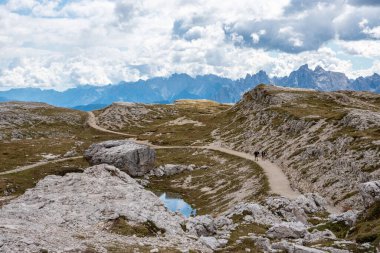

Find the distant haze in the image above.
[{"left": 0, "top": 65, "right": 379, "bottom": 109}]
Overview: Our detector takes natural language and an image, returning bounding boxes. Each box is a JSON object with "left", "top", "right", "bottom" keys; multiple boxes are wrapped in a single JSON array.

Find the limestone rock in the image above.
[
  {"left": 329, "top": 210, "right": 359, "bottom": 226},
  {"left": 358, "top": 180, "right": 380, "bottom": 207},
  {"left": 149, "top": 164, "right": 206, "bottom": 177},
  {"left": 198, "top": 236, "right": 227, "bottom": 250},
  {"left": 84, "top": 140, "right": 156, "bottom": 176},
  {"left": 272, "top": 241, "right": 325, "bottom": 253},
  {"left": 225, "top": 202, "right": 281, "bottom": 226},
  {"left": 0, "top": 164, "right": 195, "bottom": 252},
  {"left": 305, "top": 229, "right": 336, "bottom": 243},
  {"left": 265, "top": 194, "right": 326, "bottom": 224},
  {"left": 267, "top": 222, "right": 308, "bottom": 239}
]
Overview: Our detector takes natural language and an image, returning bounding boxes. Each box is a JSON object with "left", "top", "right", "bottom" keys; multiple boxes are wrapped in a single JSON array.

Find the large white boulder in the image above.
[{"left": 84, "top": 140, "right": 156, "bottom": 176}]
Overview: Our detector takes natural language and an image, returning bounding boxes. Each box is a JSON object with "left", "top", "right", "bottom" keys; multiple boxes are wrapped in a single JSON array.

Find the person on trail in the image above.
[
  {"left": 254, "top": 151, "right": 260, "bottom": 161},
  {"left": 261, "top": 151, "right": 266, "bottom": 160}
]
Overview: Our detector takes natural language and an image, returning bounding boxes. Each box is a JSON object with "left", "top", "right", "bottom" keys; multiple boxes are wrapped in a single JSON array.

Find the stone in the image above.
[
  {"left": 329, "top": 210, "right": 359, "bottom": 226},
  {"left": 198, "top": 236, "right": 227, "bottom": 250},
  {"left": 186, "top": 215, "right": 216, "bottom": 236},
  {"left": 63, "top": 150, "right": 77, "bottom": 158},
  {"left": 305, "top": 229, "right": 336, "bottom": 243},
  {"left": 0, "top": 164, "right": 207, "bottom": 252},
  {"left": 84, "top": 140, "right": 156, "bottom": 176},
  {"left": 248, "top": 236, "right": 272, "bottom": 252},
  {"left": 272, "top": 241, "right": 325, "bottom": 253},
  {"left": 267, "top": 222, "right": 308, "bottom": 239},
  {"left": 358, "top": 180, "right": 380, "bottom": 207},
  {"left": 226, "top": 202, "right": 281, "bottom": 226}
]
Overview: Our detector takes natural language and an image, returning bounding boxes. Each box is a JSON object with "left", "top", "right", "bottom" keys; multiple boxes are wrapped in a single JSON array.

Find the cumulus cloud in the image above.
[{"left": 0, "top": 0, "right": 379, "bottom": 90}]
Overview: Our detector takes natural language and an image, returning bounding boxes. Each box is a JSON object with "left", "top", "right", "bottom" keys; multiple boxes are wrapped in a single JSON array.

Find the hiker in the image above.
[
  {"left": 254, "top": 151, "right": 260, "bottom": 161},
  {"left": 261, "top": 151, "right": 266, "bottom": 160}
]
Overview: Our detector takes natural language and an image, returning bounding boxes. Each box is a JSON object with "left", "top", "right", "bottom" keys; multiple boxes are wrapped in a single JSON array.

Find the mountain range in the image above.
[{"left": 0, "top": 64, "right": 379, "bottom": 109}]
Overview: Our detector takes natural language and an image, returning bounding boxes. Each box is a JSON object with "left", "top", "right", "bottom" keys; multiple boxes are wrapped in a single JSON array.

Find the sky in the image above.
[{"left": 0, "top": 0, "right": 380, "bottom": 90}]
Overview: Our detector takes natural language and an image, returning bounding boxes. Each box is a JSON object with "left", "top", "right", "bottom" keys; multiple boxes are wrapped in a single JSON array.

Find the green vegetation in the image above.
[
  {"left": 109, "top": 216, "right": 165, "bottom": 237},
  {"left": 96, "top": 100, "right": 233, "bottom": 146},
  {"left": 311, "top": 221, "right": 351, "bottom": 239},
  {"left": 219, "top": 218, "right": 268, "bottom": 253},
  {"left": 147, "top": 148, "right": 269, "bottom": 215},
  {"left": 107, "top": 245, "right": 182, "bottom": 253},
  {"left": 349, "top": 201, "right": 380, "bottom": 246},
  {"left": 0, "top": 157, "right": 89, "bottom": 197}
]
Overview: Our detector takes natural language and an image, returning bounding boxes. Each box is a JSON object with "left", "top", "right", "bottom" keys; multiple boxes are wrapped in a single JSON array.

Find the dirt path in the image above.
[
  {"left": 87, "top": 112, "right": 136, "bottom": 137},
  {"left": 0, "top": 156, "right": 83, "bottom": 175},
  {"left": 86, "top": 112, "right": 302, "bottom": 200}
]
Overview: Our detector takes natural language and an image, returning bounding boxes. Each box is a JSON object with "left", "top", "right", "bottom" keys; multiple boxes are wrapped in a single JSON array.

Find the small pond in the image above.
[{"left": 157, "top": 192, "right": 196, "bottom": 218}]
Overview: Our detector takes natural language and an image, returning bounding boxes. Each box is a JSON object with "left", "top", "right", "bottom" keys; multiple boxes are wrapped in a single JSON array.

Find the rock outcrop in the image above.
[
  {"left": 0, "top": 164, "right": 208, "bottom": 252},
  {"left": 84, "top": 140, "right": 155, "bottom": 176},
  {"left": 218, "top": 85, "right": 380, "bottom": 210},
  {"left": 358, "top": 180, "right": 380, "bottom": 207},
  {"left": 148, "top": 164, "right": 208, "bottom": 177}
]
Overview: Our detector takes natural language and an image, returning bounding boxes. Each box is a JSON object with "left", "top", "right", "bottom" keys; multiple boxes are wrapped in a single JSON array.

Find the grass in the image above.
[
  {"left": 146, "top": 148, "right": 269, "bottom": 215},
  {"left": 107, "top": 245, "right": 182, "bottom": 253},
  {"left": 109, "top": 216, "right": 165, "bottom": 237},
  {"left": 96, "top": 101, "right": 232, "bottom": 146},
  {"left": 0, "top": 157, "right": 89, "bottom": 197},
  {"left": 310, "top": 221, "right": 351, "bottom": 239},
  {"left": 0, "top": 125, "right": 122, "bottom": 173},
  {"left": 218, "top": 218, "right": 269, "bottom": 253},
  {"left": 349, "top": 201, "right": 380, "bottom": 246}
]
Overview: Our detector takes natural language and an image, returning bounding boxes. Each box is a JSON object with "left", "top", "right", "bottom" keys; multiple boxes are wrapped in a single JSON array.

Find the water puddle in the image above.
[{"left": 157, "top": 192, "right": 196, "bottom": 218}]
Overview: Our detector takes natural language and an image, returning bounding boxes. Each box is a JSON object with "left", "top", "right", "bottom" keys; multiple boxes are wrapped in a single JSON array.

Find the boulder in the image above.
[
  {"left": 186, "top": 215, "right": 217, "bottom": 236},
  {"left": 226, "top": 202, "right": 281, "bottom": 226},
  {"left": 267, "top": 222, "right": 308, "bottom": 239},
  {"left": 329, "top": 210, "right": 359, "bottom": 226},
  {"left": 305, "top": 229, "right": 336, "bottom": 243},
  {"left": 84, "top": 140, "right": 155, "bottom": 176},
  {"left": 358, "top": 180, "right": 380, "bottom": 207},
  {"left": 272, "top": 241, "right": 325, "bottom": 253},
  {"left": 198, "top": 236, "right": 227, "bottom": 250}
]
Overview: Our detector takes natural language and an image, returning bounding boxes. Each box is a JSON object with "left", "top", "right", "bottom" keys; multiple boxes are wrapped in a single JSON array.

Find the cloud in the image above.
[
  {"left": 0, "top": 0, "right": 379, "bottom": 90},
  {"left": 348, "top": 0, "right": 380, "bottom": 6}
]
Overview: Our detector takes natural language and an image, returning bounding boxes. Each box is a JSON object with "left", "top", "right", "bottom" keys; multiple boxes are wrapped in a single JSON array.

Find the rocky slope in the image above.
[
  {"left": 0, "top": 102, "right": 85, "bottom": 140},
  {"left": 217, "top": 85, "right": 380, "bottom": 210},
  {"left": 0, "top": 164, "right": 209, "bottom": 252}
]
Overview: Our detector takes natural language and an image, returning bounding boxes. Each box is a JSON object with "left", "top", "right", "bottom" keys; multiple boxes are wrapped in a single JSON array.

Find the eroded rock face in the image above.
[
  {"left": 267, "top": 222, "right": 308, "bottom": 239},
  {"left": 358, "top": 180, "right": 380, "bottom": 207},
  {"left": 0, "top": 165, "right": 207, "bottom": 252},
  {"left": 84, "top": 140, "right": 156, "bottom": 176}
]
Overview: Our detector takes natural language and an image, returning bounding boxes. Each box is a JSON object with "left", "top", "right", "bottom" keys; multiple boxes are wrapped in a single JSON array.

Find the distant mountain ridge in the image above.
[{"left": 0, "top": 64, "right": 379, "bottom": 108}]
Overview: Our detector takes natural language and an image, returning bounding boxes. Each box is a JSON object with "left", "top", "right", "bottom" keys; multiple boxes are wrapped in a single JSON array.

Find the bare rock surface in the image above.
[
  {"left": 0, "top": 164, "right": 209, "bottom": 252},
  {"left": 148, "top": 164, "right": 207, "bottom": 177},
  {"left": 358, "top": 180, "right": 380, "bottom": 207},
  {"left": 84, "top": 140, "right": 156, "bottom": 176},
  {"left": 218, "top": 85, "right": 380, "bottom": 210},
  {"left": 267, "top": 222, "right": 308, "bottom": 239}
]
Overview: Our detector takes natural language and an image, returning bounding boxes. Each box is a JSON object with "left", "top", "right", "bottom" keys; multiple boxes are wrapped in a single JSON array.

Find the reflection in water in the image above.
[{"left": 158, "top": 192, "right": 196, "bottom": 218}]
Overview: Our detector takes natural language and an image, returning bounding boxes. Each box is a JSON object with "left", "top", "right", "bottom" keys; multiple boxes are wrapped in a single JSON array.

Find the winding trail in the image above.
[
  {"left": 87, "top": 112, "right": 301, "bottom": 200},
  {"left": 0, "top": 156, "right": 83, "bottom": 175}
]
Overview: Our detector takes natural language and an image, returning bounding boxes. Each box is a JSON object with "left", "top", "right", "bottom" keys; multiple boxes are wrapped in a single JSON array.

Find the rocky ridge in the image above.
[
  {"left": 0, "top": 102, "right": 84, "bottom": 140},
  {"left": 218, "top": 85, "right": 380, "bottom": 210}
]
